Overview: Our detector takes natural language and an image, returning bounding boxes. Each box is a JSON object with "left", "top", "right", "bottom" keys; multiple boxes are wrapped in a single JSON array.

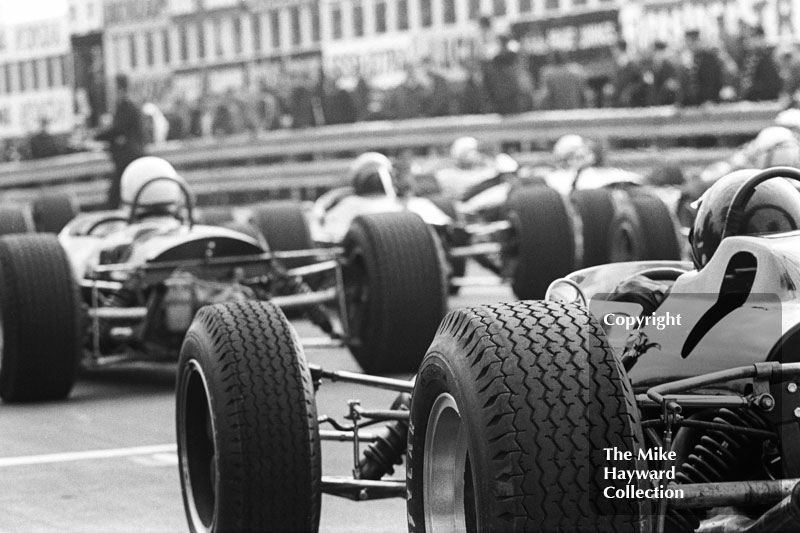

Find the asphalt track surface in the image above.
[{"left": 0, "top": 283, "right": 514, "bottom": 533}]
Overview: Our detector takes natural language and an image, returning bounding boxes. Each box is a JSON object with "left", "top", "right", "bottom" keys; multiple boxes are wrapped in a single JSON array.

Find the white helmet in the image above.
[
  {"left": 743, "top": 126, "right": 800, "bottom": 168},
  {"left": 494, "top": 153, "right": 519, "bottom": 174},
  {"left": 775, "top": 109, "right": 800, "bottom": 131},
  {"left": 120, "top": 156, "right": 187, "bottom": 207},
  {"left": 553, "top": 135, "right": 596, "bottom": 170},
  {"left": 450, "top": 137, "right": 478, "bottom": 161},
  {"left": 349, "top": 152, "right": 395, "bottom": 196}
]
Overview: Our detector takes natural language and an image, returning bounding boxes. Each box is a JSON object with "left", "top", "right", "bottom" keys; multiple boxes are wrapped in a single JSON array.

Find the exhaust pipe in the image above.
[{"left": 697, "top": 481, "right": 800, "bottom": 533}]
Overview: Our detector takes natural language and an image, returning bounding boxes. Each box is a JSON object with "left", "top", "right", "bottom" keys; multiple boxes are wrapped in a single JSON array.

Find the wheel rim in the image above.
[
  {"left": 179, "top": 359, "right": 217, "bottom": 533},
  {"left": 610, "top": 222, "right": 637, "bottom": 262},
  {"left": 424, "top": 393, "right": 473, "bottom": 532}
]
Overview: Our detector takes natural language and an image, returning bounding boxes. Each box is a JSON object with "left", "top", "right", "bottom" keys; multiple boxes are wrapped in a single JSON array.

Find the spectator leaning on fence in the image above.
[
  {"left": 95, "top": 74, "right": 146, "bottom": 209},
  {"left": 680, "top": 29, "right": 726, "bottom": 106}
]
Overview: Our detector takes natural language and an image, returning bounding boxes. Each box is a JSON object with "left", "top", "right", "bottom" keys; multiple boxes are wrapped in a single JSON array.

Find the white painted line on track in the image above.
[{"left": 0, "top": 444, "right": 177, "bottom": 467}]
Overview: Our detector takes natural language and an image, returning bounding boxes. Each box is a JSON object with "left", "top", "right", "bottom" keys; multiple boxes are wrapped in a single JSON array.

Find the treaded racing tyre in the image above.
[
  {"left": 505, "top": 186, "right": 575, "bottom": 300},
  {"left": 343, "top": 211, "right": 446, "bottom": 374},
  {"left": 31, "top": 192, "right": 79, "bottom": 233},
  {"left": 0, "top": 205, "right": 35, "bottom": 235},
  {"left": 407, "top": 300, "right": 651, "bottom": 532},
  {"left": 0, "top": 234, "right": 82, "bottom": 402},
  {"left": 250, "top": 201, "right": 314, "bottom": 269},
  {"left": 176, "top": 301, "right": 321, "bottom": 533},
  {"left": 572, "top": 188, "right": 615, "bottom": 267},
  {"left": 609, "top": 191, "right": 681, "bottom": 262}
]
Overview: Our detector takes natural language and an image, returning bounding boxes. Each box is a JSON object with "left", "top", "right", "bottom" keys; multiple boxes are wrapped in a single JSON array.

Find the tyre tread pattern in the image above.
[
  {"left": 409, "top": 300, "right": 649, "bottom": 532},
  {"left": 184, "top": 301, "right": 320, "bottom": 532}
]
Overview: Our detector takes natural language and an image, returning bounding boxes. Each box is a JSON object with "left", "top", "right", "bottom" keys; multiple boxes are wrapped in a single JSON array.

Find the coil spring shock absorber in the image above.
[
  {"left": 666, "top": 408, "right": 770, "bottom": 533},
  {"left": 356, "top": 393, "right": 411, "bottom": 480}
]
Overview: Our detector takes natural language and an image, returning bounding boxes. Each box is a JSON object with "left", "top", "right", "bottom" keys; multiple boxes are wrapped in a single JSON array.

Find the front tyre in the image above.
[
  {"left": 0, "top": 234, "right": 82, "bottom": 402},
  {"left": 407, "top": 301, "right": 651, "bottom": 532},
  {"left": 176, "top": 301, "right": 321, "bottom": 533}
]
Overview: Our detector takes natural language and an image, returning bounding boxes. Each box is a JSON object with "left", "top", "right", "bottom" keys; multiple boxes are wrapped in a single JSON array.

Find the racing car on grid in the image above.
[
  {"left": 0, "top": 156, "right": 446, "bottom": 403},
  {"left": 313, "top": 145, "right": 681, "bottom": 301},
  {"left": 178, "top": 166, "right": 800, "bottom": 532}
]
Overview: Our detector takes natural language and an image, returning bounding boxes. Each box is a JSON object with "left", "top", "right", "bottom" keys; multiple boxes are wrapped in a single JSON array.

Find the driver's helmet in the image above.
[
  {"left": 739, "top": 126, "right": 800, "bottom": 168},
  {"left": 349, "top": 152, "right": 394, "bottom": 196},
  {"left": 450, "top": 137, "right": 482, "bottom": 168},
  {"left": 775, "top": 108, "right": 800, "bottom": 131},
  {"left": 690, "top": 168, "right": 800, "bottom": 268},
  {"left": 494, "top": 153, "right": 519, "bottom": 177},
  {"left": 120, "top": 156, "right": 187, "bottom": 210},
  {"left": 553, "top": 134, "right": 596, "bottom": 170}
]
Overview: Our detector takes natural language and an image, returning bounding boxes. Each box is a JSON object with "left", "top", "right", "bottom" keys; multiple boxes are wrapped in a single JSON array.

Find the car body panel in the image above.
[
  {"left": 567, "top": 233, "right": 800, "bottom": 388},
  {"left": 59, "top": 211, "right": 263, "bottom": 280}
]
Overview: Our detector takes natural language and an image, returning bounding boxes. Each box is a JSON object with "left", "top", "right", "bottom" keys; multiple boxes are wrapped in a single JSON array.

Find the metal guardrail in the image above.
[{"left": 0, "top": 101, "right": 782, "bottom": 208}]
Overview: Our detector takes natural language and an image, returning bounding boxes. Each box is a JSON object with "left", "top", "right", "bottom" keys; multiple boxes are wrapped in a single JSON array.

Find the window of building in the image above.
[
  {"left": 397, "top": 0, "right": 409, "bottom": 29},
  {"left": 129, "top": 34, "right": 137, "bottom": 68},
  {"left": 197, "top": 23, "right": 206, "bottom": 59},
  {"left": 375, "top": 1, "right": 387, "bottom": 33},
  {"left": 332, "top": 5, "right": 343, "bottom": 39},
  {"left": 468, "top": 0, "right": 480, "bottom": 19},
  {"left": 58, "top": 55, "right": 67, "bottom": 86},
  {"left": 291, "top": 6, "right": 301, "bottom": 45},
  {"left": 31, "top": 59, "right": 40, "bottom": 90},
  {"left": 179, "top": 25, "right": 188, "bottom": 62},
  {"left": 146, "top": 32, "right": 155, "bottom": 66},
  {"left": 46, "top": 56, "right": 54, "bottom": 87},
  {"left": 0, "top": 66, "right": 5, "bottom": 95},
  {"left": 4, "top": 64, "right": 12, "bottom": 93},
  {"left": 162, "top": 29, "right": 171, "bottom": 64},
  {"left": 252, "top": 14, "right": 262, "bottom": 52},
  {"left": 493, "top": 0, "right": 506, "bottom": 15},
  {"left": 214, "top": 19, "right": 223, "bottom": 57},
  {"left": 420, "top": 0, "right": 432, "bottom": 27},
  {"left": 18, "top": 62, "right": 27, "bottom": 92},
  {"left": 353, "top": 2, "right": 364, "bottom": 37},
  {"left": 311, "top": 4, "right": 320, "bottom": 42},
  {"left": 443, "top": 0, "right": 456, "bottom": 23},
  {"left": 545, "top": 0, "right": 558, "bottom": 8},
  {"left": 519, "top": 0, "right": 532, "bottom": 12},
  {"left": 270, "top": 10, "right": 280, "bottom": 49},
  {"left": 233, "top": 16, "right": 243, "bottom": 55}
]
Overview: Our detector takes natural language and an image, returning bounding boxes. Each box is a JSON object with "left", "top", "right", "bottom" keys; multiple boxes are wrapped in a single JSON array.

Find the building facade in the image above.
[{"left": 0, "top": 11, "right": 73, "bottom": 138}]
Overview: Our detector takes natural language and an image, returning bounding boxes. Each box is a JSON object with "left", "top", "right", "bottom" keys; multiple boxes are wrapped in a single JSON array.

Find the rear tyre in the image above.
[
  {"left": 572, "top": 188, "right": 615, "bottom": 267},
  {"left": 609, "top": 191, "right": 681, "bottom": 262},
  {"left": 0, "top": 205, "right": 35, "bottom": 236},
  {"left": 0, "top": 234, "right": 82, "bottom": 402},
  {"left": 31, "top": 192, "right": 79, "bottom": 233},
  {"left": 343, "top": 212, "right": 446, "bottom": 374},
  {"left": 176, "top": 301, "right": 321, "bottom": 533},
  {"left": 250, "top": 201, "right": 314, "bottom": 269},
  {"left": 407, "top": 301, "right": 651, "bottom": 532},
  {"left": 504, "top": 186, "right": 575, "bottom": 300}
]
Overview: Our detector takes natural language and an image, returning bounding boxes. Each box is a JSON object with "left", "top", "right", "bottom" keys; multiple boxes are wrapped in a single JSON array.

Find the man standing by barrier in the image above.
[{"left": 95, "top": 74, "right": 145, "bottom": 208}]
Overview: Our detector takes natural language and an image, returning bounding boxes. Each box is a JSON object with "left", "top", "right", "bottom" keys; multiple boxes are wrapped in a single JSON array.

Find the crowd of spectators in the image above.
[{"left": 3, "top": 20, "right": 800, "bottom": 163}]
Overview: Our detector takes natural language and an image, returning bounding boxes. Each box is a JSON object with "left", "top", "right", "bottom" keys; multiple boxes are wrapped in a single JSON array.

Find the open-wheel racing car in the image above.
[
  {"left": 313, "top": 147, "right": 681, "bottom": 301},
  {"left": 0, "top": 157, "right": 446, "bottom": 403},
  {"left": 177, "top": 166, "right": 800, "bottom": 532}
]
